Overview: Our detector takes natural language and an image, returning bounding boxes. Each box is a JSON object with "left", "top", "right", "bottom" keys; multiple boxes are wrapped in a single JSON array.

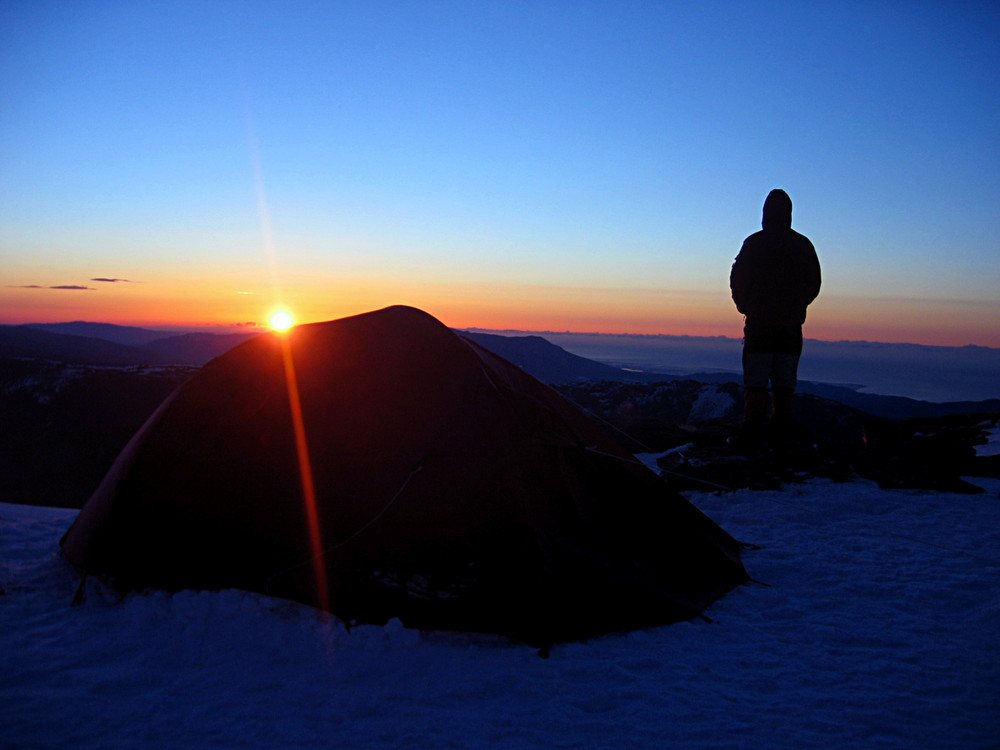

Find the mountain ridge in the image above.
[
  {"left": 466, "top": 327, "right": 1000, "bottom": 352},
  {"left": 2, "top": 322, "right": 997, "bottom": 508},
  {"left": 3, "top": 321, "right": 998, "bottom": 417},
  {"left": 1, "top": 324, "right": 259, "bottom": 366}
]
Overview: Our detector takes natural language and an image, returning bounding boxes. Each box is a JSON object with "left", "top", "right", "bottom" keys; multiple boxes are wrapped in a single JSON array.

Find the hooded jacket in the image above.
[{"left": 730, "top": 190, "right": 821, "bottom": 327}]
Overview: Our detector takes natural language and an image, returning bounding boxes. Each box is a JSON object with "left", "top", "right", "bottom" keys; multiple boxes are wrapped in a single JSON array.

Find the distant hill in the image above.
[
  {"left": 684, "top": 371, "right": 1000, "bottom": 420},
  {"left": 0, "top": 325, "right": 258, "bottom": 366},
  {"left": 0, "top": 359, "right": 196, "bottom": 507},
  {"left": 4, "top": 322, "right": 629, "bottom": 379},
  {"left": 795, "top": 380, "right": 1000, "bottom": 420},
  {"left": 26, "top": 321, "right": 175, "bottom": 346},
  {"left": 520, "top": 330, "right": 1000, "bottom": 403},
  {"left": 459, "top": 330, "right": 1000, "bottom": 419},
  {"left": 3, "top": 320, "right": 998, "bottom": 420},
  {"left": 459, "top": 331, "right": 642, "bottom": 384},
  {"left": 2, "top": 320, "right": 997, "bottom": 508},
  {"left": 142, "top": 332, "right": 260, "bottom": 364},
  {"left": 0, "top": 326, "right": 176, "bottom": 366}
]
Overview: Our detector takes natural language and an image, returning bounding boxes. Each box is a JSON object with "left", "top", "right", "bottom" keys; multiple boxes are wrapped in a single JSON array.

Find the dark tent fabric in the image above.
[{"left": 61, "top": 306, "right": 748, "bottom": 647}]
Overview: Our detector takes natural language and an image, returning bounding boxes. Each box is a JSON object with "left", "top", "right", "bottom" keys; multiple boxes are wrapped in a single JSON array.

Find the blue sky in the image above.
[{"left": 2, "top": 1, "right": 998, "bottom": 345}]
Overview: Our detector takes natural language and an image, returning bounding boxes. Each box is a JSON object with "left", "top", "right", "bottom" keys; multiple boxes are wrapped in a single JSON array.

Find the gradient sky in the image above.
[{"left": 2, "top": 1, "right": 998, "bottom": 346}]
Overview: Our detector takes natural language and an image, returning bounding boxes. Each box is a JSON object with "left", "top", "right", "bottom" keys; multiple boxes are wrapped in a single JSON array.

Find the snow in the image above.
[
  {"left": 3, "top": 481, "right": 999, "bottom": 749},
  {"left": 687, "top": 385, "right": 736, "bottom": 423},
  {"left": 977, "top": 422, "right": 1000, "bottom": 457},
  {"left": 635, "top": 445, "right": 693, "bottom": 474}
]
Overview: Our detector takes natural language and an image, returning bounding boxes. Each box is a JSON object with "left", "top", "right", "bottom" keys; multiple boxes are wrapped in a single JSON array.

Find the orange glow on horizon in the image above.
[{"left": 1, "top": 278, "right": 998, "bottom": 348}]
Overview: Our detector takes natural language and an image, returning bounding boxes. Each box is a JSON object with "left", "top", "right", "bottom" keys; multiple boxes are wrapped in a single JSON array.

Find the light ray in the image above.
[
  {"left": 279, "top": 333, "right": 330, "bottom": 615},
  {"left": 246, "top": 108, "right": 330, "bottom": 617}
]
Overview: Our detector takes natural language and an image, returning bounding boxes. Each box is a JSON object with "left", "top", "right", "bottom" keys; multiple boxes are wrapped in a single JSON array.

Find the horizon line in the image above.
[{"left": 5, "top": 318, "right": 999, "bottom": 352}]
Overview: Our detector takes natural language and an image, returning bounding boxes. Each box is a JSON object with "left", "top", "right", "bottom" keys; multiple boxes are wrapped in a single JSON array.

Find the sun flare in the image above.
[{"left": 269, "top": 310, "right": 294, "bottom": 332}]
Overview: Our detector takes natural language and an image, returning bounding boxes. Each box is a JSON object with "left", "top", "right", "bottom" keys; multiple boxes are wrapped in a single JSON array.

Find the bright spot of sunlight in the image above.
[{"left": 269, "top": 310, "right": 294, "bottom": 332}]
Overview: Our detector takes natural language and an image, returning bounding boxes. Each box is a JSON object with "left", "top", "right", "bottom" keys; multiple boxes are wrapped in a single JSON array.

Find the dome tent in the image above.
[{"left": 61, "top": 306, "right": 748, "bottom": 648}]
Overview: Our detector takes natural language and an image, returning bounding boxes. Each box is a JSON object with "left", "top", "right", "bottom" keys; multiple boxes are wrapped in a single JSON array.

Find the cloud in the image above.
[
  {"left": 11, "top": 284, "right": 95, "bottom": 290},
  {"left": 91, "top": 277, "right": 139, "bottom": 283}
]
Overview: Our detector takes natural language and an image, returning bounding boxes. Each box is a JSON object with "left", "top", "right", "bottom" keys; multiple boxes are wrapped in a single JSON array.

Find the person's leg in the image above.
[
  {"left": 770, "top": 353, "right": 800, "bottom": 440},
  {"left": 742, "top": 351, "right": 772, "bottom": 426},
  {"left": 738, "top": 348, "right": 773, "bottom": 455},
  {"left": 745, "top": 387, "right": 769, "bottom": 423},
  {"left": 772, "top": 386, "right": 795, "bottom": 425}
]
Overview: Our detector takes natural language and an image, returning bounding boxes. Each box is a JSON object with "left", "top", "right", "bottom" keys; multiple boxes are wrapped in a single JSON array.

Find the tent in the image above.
[{"left": 62, "top": 306, "right": 748, "bottom": 647}]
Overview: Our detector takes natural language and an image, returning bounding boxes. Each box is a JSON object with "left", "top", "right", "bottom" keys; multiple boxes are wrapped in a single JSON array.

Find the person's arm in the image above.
[
  {"left": 805, "top": 243, "right": 821, "bottom": 304},
  {"left": 730, "top": 243, "right": 750, "bottom": 314}
]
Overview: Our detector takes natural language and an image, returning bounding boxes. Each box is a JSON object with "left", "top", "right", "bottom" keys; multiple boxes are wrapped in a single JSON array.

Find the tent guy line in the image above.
[{"left": 264, "top": 463, "right": 425, "bottom": 598}]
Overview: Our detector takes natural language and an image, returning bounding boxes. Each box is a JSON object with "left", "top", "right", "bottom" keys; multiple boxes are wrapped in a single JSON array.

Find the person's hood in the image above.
[{"left": 762, "top": 189, "right": 792, "bottom": 230}]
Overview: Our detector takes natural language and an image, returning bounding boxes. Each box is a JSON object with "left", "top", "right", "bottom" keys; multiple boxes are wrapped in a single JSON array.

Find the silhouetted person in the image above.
[{"left": 730, "top": 189, "right": 821, "bottom": 448}]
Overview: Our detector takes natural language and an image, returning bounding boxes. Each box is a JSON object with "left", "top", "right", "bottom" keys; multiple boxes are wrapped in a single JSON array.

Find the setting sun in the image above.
[{"left": 269, "top": 310, "right": 294, "bottom": 331}]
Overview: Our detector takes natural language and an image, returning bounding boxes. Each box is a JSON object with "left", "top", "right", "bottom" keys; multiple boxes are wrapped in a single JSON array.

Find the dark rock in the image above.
[{"left": 555, "top": 381, "right": 1000, "bottom": 494}]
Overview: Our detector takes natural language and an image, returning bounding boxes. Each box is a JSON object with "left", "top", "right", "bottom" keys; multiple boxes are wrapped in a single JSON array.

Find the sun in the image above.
[{"left": 269, "top": 310, "right": 294, "bottom": 332}]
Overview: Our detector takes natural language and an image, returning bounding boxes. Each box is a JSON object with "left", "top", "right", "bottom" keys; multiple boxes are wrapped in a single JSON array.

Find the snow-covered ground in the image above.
[
  {"left": 978, "top": 426, "right": 1000, "bottom": 458},
  {"left": 3, "top": 475, "right": 999, "bottom": 748}
]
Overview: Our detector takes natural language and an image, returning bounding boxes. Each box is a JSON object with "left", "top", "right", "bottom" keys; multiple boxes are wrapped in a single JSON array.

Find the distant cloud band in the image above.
[
  {"left": 12, "top": 284, "right": 95, "bottom": 291},
  {"left": 11, "top": 277, "right": 140, "bottom": 290}
]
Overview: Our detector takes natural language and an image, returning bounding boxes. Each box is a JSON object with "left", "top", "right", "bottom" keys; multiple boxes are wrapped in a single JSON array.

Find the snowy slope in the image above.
[{"left": 3, "top": 467, "right": 998, "bottom": 749}]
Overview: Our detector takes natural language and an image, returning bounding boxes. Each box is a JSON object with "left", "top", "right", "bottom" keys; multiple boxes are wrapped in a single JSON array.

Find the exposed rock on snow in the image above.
[
  {"left": 558, "top": 381, "right": 1000, "bottom": 495},
  {"left": 686, "top": 385, "right": 736, "bottom": 423}
]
